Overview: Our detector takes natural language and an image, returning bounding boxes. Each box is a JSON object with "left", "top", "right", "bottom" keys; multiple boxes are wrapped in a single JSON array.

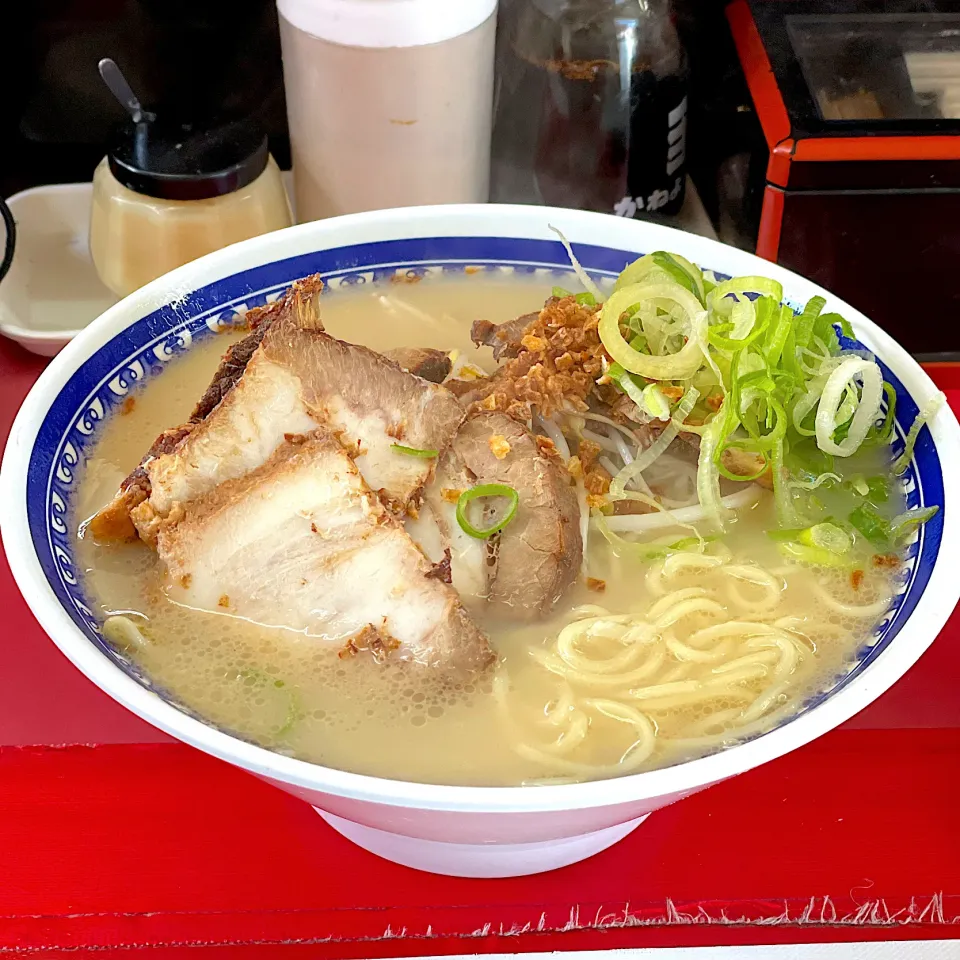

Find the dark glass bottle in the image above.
[{"left": 491, "top": 0, "right": 689, "bottom": 219}]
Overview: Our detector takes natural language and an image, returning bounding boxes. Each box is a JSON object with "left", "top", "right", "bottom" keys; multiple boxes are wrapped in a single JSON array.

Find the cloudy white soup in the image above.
[{"left": 75, "top": 253, "right": 941, "bottom": 786}]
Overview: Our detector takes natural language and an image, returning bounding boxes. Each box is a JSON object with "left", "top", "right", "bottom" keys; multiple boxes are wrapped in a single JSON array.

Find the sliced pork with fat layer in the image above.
[
  {"left": 90, "top": 278, "right": 465, "bottom": 543},
  {"left": 158, "top": 433, "right": 494, "bottom": 674},
  {"left": 261, "top": 325, "right": 463, "bottom": 513}
]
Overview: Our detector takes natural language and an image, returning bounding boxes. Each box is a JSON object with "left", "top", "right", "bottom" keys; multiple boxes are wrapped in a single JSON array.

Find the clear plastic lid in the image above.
[
  {"left": 787, "top": 12, "right": 960, "bottom": 121},
  {"left": 276, "top": 0, "right": 497, "bottom": 48}
]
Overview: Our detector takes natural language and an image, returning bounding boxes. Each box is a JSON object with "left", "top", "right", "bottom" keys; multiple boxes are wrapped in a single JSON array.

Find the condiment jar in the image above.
[
  {"left": 276, "top": 0, "right": 497, "bottom": 222},
  {"left": 90, "top": 69, "right": 292, "bottom": 298}
]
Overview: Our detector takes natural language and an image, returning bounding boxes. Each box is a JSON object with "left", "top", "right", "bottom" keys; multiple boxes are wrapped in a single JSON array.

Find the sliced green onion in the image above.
[
  {"left": 739, "top": 394, "right": 787, "bottom": 453},
  {"left": 834, "top": 383, "right": 859, "bottom": 430},
  {"left": 849, "top": 503, "right": 890, "bottom": 547},
  {"left": 767, "top": 523, "right": 850, "bottom": 554},
  {"left": 552, "top": 285, "right": 572, "bottom": 299},
  {"left": 391, "top": 444, "right": 438, "bottom": 458},
  {"left": 606, "top": 362, "right": 648, "bottom": 409},
  {"left": 890, "top": 506, "right": 939, "bottom": 544},
  {"left": 772, "top": 437, "right": 803, "bottom": 528},
  {"left": 456, "top": 484, "right": 520, "bottom": 540},
  {"left": 793, "top": 296, "right": 826, "bottom": 351},
  {"left": 892, "top": 393, "right": 945, "bottom": 475},
  {"left": 641, "top": 383, "right": 671, "bottom": 421},
  {"left": 707, "top": 299, "right": 770, "bottom": 352},
  {"left": 811, "top": 311, "right": 851, "bottom": 355},
  {"left": 777, "top": 541, "right": 853, "bottom": 568},
  {"left": 820, "top": 312, "right": 855, "bottom": 342},
  {"left": 815, "top": 357, "right": 883, "bottom": 457},
  {"left": 800, "top": 522, "right": 852, "bottom": 554},
  {"left": 596, "top": 248, "right": 917, "bottom": 548},
  {"left": 866, "top": 476, "right": 889, "bottom": 504},
  {"left": 847, "top": 475, "right": 870, "bottom": 497},
  {"left": 615, "top": 251, "right": 706, "bottom": 304},
  {"left": 239, "top": 669, "right": 300, "bottom": 736},
  {"left": 708, "top": 276, "right": 784, "bottom": 306},
  {"left": 716, "top": 442, "right": 769, "bottom": 483},
  {"left": 762, "top": 302, "right": 794, "bottom": 368},
  {"left": 696, "top": 412, "right": 731, "bottom": 532},
  {"left": 650, "top": 251, "right": 706, "bottom": 304},
  {"left": 868, "top": 382, "right": 897, "bottom": 446},
  {"left": 598, "top": 283, "right": 707, "bottom": 381},
  {"left": 575, "top": 291, "right": 597, "bottom": 306}
]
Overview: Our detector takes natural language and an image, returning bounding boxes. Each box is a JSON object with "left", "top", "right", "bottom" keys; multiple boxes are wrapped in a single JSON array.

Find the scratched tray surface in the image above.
[{"left": 0, "top": 336, "right": 959, "bottom": 954}]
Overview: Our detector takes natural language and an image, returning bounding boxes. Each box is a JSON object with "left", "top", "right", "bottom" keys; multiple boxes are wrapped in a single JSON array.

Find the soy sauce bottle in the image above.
[{"left": 491, "top": 0, "right": 688, "bottom": 219}]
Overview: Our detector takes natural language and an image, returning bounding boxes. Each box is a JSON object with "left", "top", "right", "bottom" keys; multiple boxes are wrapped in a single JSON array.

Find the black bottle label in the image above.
[{"left": 615, "top": 75, "right": 688, "bottom": 219}]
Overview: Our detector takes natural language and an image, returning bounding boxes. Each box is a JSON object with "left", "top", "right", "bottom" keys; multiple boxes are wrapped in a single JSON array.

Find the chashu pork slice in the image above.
[
  {"left": 159, "top": 433, "right": 494, "bottom": 675},
  {"left": 259, "top": 322, "right": 463, "bottom": 514},
  {"left": 132, "top": 351, "right": 317, "bottom": 542},
  {"left": 90, "top": 277, "right": 465, "bottom": 544},
  {"left": 410, "top": 412, "right": 582, "bottom": 619},
  {"left": 382, "top": 347, "right": 452, "bottom": 384}
]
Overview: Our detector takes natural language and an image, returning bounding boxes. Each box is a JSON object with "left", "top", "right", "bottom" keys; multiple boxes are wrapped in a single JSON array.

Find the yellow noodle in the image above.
[
  {"left": 647, "top": 587, "right": 712, "bottom": 620},
  {"left": 687, "top": 621, "right": 781, "bottom": 647},
  {"left": 582, "top": 699, "right": 657, "bottom": 765},
  {"left": 530, "top": 645, "right": 668, "bottom": 688},
  {"left": 666, "top": 635, "right": 733, "bottom": 663},
  {"left": 721, "top": 564, "right": 785, "bottom": 613},
  {"left": 498, "top": 549, "right": 890, "bottom": 780},
  {"left": 662, "top": 552, "right": 726, "bottom": 577},
  {"left": 653, "top": 597, "right": 727, "bottom": 628},
  {"left": 812, "top": 580, "right": 892, "bottom": 617}
]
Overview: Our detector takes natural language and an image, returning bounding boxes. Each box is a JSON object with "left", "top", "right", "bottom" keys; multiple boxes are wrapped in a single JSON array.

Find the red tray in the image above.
[{"left": 2, "top": 337, "right": 959, "bottom": 957}]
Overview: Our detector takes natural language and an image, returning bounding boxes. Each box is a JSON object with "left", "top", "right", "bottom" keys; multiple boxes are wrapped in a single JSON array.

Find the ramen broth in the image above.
[{"left": 75, "top": 274, "right": 898, "bottom": 786}]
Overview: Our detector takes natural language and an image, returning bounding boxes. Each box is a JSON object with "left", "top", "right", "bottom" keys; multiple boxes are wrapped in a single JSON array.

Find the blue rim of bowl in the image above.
[{"left": 24, "top": 236, "right": 944, "bottom": 754}]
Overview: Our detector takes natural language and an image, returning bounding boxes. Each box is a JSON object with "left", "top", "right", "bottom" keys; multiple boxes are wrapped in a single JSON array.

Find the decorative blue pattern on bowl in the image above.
[{"left": 25, "top": 236, "right": 944, "bottom": 734}]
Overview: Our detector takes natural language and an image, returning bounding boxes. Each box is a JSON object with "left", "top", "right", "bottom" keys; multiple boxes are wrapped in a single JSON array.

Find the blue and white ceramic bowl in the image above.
[{"left": 3, "top": 205, "right": 959, "bottom": 878}]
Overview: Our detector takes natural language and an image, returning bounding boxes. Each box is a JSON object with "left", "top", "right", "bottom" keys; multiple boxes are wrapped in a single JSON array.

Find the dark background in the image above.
[{"left": 0, "top": 0, "right": 764, "bottom": 242}]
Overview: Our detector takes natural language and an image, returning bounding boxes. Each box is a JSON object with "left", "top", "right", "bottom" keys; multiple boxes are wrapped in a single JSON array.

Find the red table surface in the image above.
[{"left": 2, "top": 336, "right": 960, "bottom": 957}]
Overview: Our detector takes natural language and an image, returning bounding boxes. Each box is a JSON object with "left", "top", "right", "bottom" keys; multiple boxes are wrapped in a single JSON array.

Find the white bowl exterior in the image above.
[
  {"left": 260, "top": 773, "right": 706, "bottom": 844},
  {"left": 4, "top": 204, "right": 960, "bottom": 854}
]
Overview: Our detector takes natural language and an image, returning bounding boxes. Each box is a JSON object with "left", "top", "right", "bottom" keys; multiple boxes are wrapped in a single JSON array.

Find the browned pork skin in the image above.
[{"left": 88, "top": 277, "right": 464, "bottom": 544}]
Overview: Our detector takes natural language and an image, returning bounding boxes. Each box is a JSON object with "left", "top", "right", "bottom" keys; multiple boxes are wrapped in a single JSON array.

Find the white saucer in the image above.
[{"left": 0, "top": 184, "right": 118, "bottom": 356}]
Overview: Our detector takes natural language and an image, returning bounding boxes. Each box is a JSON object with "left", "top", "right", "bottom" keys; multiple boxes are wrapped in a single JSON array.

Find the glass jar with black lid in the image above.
[{"left": 90, "top": 63, "right": 291, "bottom": 298}]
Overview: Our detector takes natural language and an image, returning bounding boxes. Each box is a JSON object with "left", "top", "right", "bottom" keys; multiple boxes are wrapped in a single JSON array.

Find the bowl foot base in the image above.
[{"left": 313, "top": 809, "right": 649, "bottom": 877}]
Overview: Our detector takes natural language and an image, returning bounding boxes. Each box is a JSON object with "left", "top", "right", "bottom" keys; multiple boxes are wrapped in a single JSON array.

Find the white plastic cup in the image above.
[{"left": 277, "top": 0, "right": 498, "bottom": 222}]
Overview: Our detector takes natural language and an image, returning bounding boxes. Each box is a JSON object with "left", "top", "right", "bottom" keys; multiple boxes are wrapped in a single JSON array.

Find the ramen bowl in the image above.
[{"left": 3, "top": 205, "right": 959, "bottom": 878}]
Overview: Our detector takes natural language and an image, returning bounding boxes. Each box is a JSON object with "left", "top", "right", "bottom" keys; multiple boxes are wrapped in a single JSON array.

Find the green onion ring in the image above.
[
  {"left": 390, "top": 444, "right": 439, "bottom": 458},
  {"left": 456, "top": 484, "right": 520, "bottom": 539}
]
